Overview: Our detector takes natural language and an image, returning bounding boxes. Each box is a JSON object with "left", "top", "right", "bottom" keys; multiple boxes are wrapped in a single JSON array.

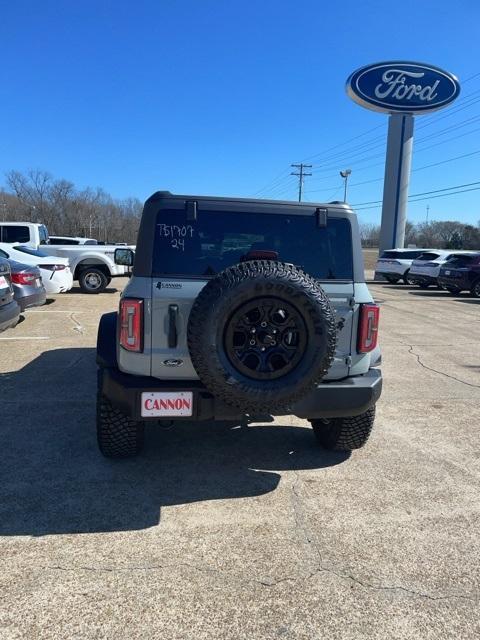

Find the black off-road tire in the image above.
[
  {"left": 97, "top": 370, "right": 144, "bottom": 458},
  {"left": 470, "top": 279, "right": 480, "bottom": 298},
  {"left": 187, "top": 260, "right": 337, "bottom": 413},
  {"left": 310, "top": 407, "right": 376, "bottom": 451},
  {"left": 79, "top": 268, "right": 108, "bottom": 294}
]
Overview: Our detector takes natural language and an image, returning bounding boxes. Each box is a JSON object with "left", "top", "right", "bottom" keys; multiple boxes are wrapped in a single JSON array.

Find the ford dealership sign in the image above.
[{"left": 346, "top": 62, "right": 460, "bottom": 114}]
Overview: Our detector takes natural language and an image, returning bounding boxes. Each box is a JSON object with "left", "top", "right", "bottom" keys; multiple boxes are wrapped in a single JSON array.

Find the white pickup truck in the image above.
[{"left": 0, "top": 222, "right": 134, "bottom": 293}]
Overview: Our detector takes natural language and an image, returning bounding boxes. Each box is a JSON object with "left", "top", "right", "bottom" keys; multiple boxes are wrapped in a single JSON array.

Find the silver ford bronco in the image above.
[{"left": 96, "top": 191, "right": 382, "bottom": 457}]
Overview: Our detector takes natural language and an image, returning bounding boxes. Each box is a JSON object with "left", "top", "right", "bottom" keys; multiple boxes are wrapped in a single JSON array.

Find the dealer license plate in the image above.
[{"left": 141, "top": 391, "right": 193, "bottom": 417}]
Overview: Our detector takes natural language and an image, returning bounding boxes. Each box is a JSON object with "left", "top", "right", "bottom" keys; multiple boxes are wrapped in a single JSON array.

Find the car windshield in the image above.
[
  {"left": 13, "top": 245, "right": 52, "bottom": 258},
  {"left": 152, "top": 209, "right": 354, "bottom": 279}
]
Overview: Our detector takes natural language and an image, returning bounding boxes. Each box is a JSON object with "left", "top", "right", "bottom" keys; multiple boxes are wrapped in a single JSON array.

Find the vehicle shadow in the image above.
[
  {"left": 0, "top": 348, "right": 348, "bottom": 536},
  {"left": 407, "top": 290, "right": 466, "bottom": 299},
  {"left": 455, "top": 299, "right": 480, "bottom": 304},
  {"left": 67, "top": 286, "right": 119, "bottom": 294}
]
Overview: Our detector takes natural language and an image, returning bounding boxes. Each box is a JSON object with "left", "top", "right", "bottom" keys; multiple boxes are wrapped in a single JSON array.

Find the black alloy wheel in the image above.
[{"left": 224, "top": 297, "right": 307, "bottom": 380}]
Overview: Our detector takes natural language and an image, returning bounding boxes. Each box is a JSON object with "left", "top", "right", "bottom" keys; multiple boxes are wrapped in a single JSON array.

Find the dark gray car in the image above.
[
  {"left": 0, "top": 257, "right": 20, "bottom": 332},
  {"left": 8, "top": 260, "right": 46, "bottom": 311}
]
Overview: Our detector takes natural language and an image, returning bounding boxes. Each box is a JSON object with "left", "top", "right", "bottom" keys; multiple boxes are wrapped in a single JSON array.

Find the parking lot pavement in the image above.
[{"left": 0, "top": 279, "right": 479, "bottom": 639}]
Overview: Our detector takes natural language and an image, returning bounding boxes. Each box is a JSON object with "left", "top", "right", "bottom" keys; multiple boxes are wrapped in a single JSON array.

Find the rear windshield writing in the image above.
[{"left": 153, "top": 210, "right": 353, "bottom": 279}]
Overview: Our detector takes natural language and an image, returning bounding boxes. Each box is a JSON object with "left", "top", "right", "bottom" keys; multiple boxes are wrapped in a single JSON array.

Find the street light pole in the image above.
[{"left": 340, "top": 169, "right": 352, "bottom": 202}]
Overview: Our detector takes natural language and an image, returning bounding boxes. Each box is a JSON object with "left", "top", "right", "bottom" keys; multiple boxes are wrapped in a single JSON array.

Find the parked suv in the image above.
[
  {"left": 375, "top": 248, "right": 431, "bottom": 284},
  {"left": 409, "top": 250, "right": 479, "bottom": 289},
  {"left": 96, "top": 192, "right": 382, "bottom": 458},
  {"left": 438, "top": 252, "right": 480, "bottom": 296}
]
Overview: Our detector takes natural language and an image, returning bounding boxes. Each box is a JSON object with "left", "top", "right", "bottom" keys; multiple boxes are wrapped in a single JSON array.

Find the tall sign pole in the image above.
[
  {"left": 379, "top": 114, "right": 414, "bottom": 252},
  {"left": 346, "top": 61, "right": 460, "bottom": 251}
]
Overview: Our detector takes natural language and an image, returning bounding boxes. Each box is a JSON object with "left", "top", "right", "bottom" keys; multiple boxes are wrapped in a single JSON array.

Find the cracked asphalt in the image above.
[{"left": 0, "top": 278, "right": 479, "bottom": 639}]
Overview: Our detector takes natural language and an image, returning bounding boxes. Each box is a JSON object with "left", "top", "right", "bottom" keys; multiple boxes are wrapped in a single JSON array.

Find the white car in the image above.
[
  {"left": 0, "top": 244, "right": 73, "bottom": 294},
  {"left": 409, "top": 250, "right": 479, "bottom": 288},
  {"left": 375, "top": 248, "right": 433, "bottom": 284}
]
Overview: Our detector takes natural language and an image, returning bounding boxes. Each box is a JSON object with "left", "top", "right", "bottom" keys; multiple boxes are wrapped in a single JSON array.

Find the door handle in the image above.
[{"left": 168, "top": 304, "right": 179, "bottom": 348}]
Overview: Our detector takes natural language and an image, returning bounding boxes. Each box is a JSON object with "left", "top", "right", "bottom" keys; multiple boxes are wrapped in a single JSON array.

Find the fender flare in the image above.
[{"left": 96, "top": 312, "right": 118, "bottom": 368}]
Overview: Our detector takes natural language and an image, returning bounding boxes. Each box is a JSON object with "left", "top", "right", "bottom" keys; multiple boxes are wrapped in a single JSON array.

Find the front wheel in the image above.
[
  {"left": 403, "top": 270, "right": 415, "bottom": 286},
  {"left": 310, "top": 407, "right": 376, "bottom": 451},
  {"left": 471, "top": 279, "right": 480, "bottom": 298},
  {"left": 78, "top": 268, "right": 109, "bottom": 293}
]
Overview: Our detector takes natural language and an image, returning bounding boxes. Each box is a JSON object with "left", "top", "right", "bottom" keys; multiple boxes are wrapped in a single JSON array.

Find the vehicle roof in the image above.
[
  {"left": 146, "top": 190, "right": 355, "bottom": 215},
  {"left": 0, "top": 243, "right": 69, "bottom": 265},
  {"left": 382, "top": 248, "right": 432, "bottom": 252},
  {"left": 0, "top": 221, "right": 44, "bottom": 227}
]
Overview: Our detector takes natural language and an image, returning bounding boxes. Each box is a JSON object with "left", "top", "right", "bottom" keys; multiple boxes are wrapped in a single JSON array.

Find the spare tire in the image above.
[{"left": 187, "top": 260, "right": 337, "bottom": 413}]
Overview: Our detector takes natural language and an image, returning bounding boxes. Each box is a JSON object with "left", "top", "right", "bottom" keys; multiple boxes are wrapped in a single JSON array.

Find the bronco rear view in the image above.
[{"left": 96, "top": 192, "right": 382, "bottom": 457}]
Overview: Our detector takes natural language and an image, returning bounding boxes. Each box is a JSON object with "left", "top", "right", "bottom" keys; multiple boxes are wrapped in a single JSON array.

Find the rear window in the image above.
[
  {"left": 380, "top": 250, "right": 423, "bottom": 259},
  {"left": 49, "top": 238, "right": 80, "bottom": 245},
  {"left": 416, "top": 252, "right": 440, "bottom": 261},
  {"left": 1, "top": 225, "right": 30, "bottom": 243},
  {"left": 152, "top": 210, "right": 353, "bottom": 279},
  {"left": 446, "top": 254, "right": 478, "bottom": 267}
]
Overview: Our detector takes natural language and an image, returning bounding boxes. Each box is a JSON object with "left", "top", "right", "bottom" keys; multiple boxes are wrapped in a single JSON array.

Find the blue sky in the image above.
[{"left": 1, "top": 0, "right": 480, "bottom": 224}]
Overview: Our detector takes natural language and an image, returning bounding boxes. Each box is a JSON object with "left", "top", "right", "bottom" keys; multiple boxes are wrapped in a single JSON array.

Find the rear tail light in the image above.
[
  {"left": 358, "top": 304, "right": 380, "bottom": 353},
  {"left": 119, "top": 298, "right": 144, "bottom": 352},
  {"left": 41, "top": 264, "right": 66, "bottom": 271},
  {"left": 11, "top": 272, "right": 37, "bottom": 285}
]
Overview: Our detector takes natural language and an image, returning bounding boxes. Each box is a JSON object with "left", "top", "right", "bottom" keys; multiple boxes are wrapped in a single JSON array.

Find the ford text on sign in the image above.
[
  {"left": 141, "top": 391, "right": 193, "bottom": 417},
  {"left": 346, "top": 62, "right": 460, "bottom": 114}
]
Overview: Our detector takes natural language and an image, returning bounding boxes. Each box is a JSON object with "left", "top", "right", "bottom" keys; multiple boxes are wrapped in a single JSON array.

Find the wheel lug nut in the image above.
[
  {"left": 250, "top": 340, "right": 256, "bottom": 346},
  {"left": 261, "top": 322, "right": 267, "bottom": 328},
  {"left": 261, "top": 347, "right": 266, "bottom": 351},
  {"left": 250, "top": 328, "right": 256, "bottom": 333}
]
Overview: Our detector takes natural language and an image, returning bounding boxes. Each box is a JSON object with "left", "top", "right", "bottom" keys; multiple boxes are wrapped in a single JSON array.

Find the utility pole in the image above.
[
  {"left": 340, "top": 169, "right": 352, "bottom": 202},
  {"left": 291, "top": 163, "right": 312, "bottom": 202},
  {"left": 426, "top": 204, "right": 430, "bottom": 223}
]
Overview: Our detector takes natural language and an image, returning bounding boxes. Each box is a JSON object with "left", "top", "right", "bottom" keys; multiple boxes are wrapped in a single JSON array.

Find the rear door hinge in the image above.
[{"left": 345, "top": 356, "right": 352, "bottom": 367}]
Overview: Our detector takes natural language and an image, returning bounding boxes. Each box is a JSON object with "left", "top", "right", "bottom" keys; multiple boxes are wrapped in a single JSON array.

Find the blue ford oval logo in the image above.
[{"left": 346, "top": 62, "right": 460, "bottom": 114}]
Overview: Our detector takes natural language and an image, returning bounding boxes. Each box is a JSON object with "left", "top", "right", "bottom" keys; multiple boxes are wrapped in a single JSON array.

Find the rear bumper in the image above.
[
  {"left": 375, "top": 265, "right": 405, "bottom": 277},
  {"left": 99, "top": 367, "right": 382, "bottom": 421},
  {"left": 438, "top": 275, "right": 470, "bottom": 291},
  {"left": 0, "top": 300, "right": 20, "bottom": 332},
  {"left": 15, "top": 290, "right": 47, "bottom": 312},
  {"left": 409, "top": 273, "right": 438, "bottom": 285}
]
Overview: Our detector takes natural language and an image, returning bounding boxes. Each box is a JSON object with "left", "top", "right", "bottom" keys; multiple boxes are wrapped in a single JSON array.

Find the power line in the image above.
[
  {"left": 355, "top": 185, "right": 480, "bottom": 211},
  {"left": 352, "top": 180, "right": 480, "bottom": 207},
  {"left": 308, "top": 148, "right": 480, "bottom": 194},
  {"left": 290, "top": 163, "right": 312, "bottom": 202}
]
